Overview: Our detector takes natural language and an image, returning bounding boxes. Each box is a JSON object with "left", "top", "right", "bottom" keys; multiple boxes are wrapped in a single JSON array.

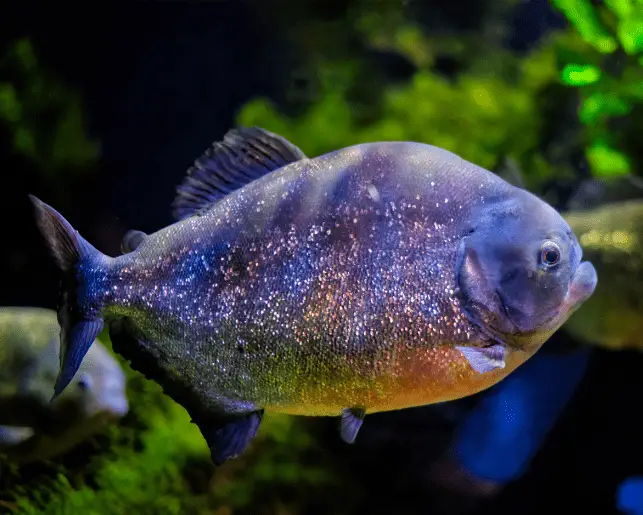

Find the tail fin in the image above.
[{"left": 29, "top": 195, "right": 105, "bottom": 400}]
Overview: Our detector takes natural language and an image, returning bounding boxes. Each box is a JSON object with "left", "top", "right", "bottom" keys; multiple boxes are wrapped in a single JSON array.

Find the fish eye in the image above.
[
  {"left": 540, "top": 240, "right": 561, "bottom": 268},
  {"left": 77, "top": 373, "right": 93, "bottom": 391}
]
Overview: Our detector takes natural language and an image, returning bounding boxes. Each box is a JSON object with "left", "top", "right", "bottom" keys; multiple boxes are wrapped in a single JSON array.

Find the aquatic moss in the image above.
[{"left": 1, "top": 331, "right": 337, "bottom": 515}]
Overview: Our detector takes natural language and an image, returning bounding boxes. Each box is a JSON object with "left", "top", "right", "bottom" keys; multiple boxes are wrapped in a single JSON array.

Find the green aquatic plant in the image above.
[
  {"left": 1, "top": 332, "right": 336, "bottom": 515},
  {"left": 0, "top": 39, "right": 100, "bottom": 176},
  {"left": 238, "top": 10, "right": 561, "bottom": 193},
  {"left": 552, "top": 0, "right": 643, "bottom": 177},
  {"left": 238, "top": 1, "right": 643, "bottom": 187}
]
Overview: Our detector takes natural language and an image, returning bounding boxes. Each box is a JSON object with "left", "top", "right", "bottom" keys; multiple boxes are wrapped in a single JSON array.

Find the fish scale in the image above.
[
  {"left": 30, "top": 127, "right": 597, "bottom": 465},
  {"left": 92, "top": 145, "right": 486, "bottom": 416}
]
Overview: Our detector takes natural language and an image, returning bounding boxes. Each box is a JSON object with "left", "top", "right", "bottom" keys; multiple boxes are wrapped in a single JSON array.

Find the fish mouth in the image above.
[
  {"left": 560, "top": 260, "right": 597, "bottom": 315},
  {"left": 457, "top": 257, "right": 597, "bottom": 350},
  {"left": 514, "top": 260, "right": 598, "bottom": 342}
]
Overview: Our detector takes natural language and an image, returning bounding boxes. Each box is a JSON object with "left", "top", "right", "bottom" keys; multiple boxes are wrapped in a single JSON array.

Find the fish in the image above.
[
  {"left": 563, "top": 198, "right": 643, "bottom": 351},
  {"left": 490, "top": 165, "right": 643, "bottom": 352},
  {"left": 422, "top": 182, "right": 643, "bottom": 509},
  {"left": 0, "top": 307, "right": 128, "bottom": 462},
  {"left": 428, "top": 345, "right": 591, "bottom": 510},
  {"left": 28, "top": 127, "right": 597, "bottom": 465}
]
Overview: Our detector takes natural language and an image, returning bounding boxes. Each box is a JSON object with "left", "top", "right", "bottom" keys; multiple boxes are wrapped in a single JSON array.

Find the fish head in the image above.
[
  {"left": 456, "top": 187, "right": 597, "bottom": 352},
  {"left": 28, "top": 337, "right": 129, "bottom": 420},
  {"left": 70, "top": 341, "right": 130, "bottom": 420}
]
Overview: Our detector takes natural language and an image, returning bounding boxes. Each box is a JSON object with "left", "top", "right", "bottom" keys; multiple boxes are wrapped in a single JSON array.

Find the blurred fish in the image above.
[
  {"left": 566, "top": 176, "right": 643, "bottom": 212},
  {"left": 29, "top": 127, "right": 596, "bottom": 465},
  {"left": 563, "top": 199, "right": 643, "bottom": 351},
  {"left": 0, "top": 307, "right": 128, "bottom": 463},
  {"left": 618, "top": 476, "right": 643, "bottom": 515},
  {"left": 428, "top": 345, "right": 591, "bottom": 514}
]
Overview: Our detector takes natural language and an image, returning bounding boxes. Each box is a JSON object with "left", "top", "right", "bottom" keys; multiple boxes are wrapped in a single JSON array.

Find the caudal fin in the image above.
[{"left": 29, "top": 195, "right": 105, "bottom": 399}]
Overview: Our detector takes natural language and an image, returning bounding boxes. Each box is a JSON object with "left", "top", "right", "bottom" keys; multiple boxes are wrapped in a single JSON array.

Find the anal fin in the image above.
[
  {"left": 340, "top": 407, "right": 365, "bottom": 444},
  {"left": 195, "top": 411, "right": 264, "bottom": 465},
  {"left": 108, "top": 318, "right": 262, "bottom": 465}
]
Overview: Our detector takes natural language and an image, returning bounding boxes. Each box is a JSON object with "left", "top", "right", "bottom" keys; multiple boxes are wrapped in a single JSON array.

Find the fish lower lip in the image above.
[{"left": 566, "top": 261, "right": 597, "bottom": 307}]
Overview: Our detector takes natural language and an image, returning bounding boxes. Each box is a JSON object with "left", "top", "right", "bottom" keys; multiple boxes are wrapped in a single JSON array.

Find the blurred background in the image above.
[{"left": 1, "top": 1, "right": 643, "bottom": 514}]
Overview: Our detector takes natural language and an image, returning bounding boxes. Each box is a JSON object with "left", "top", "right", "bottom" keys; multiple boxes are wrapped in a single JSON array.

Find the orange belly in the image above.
[{"left": 268, "top": 345, "right": 534, "bottom": 417}]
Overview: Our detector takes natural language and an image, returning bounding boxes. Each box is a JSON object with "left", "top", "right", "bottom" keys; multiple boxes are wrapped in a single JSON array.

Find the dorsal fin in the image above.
[{"left": 172, "top": 126, "right": 308, "bottom": 221}]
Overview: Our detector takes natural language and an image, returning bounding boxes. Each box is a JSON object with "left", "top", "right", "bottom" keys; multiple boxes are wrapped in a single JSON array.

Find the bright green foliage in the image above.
[
  {"left": 238, "top": 2, "right": 642, "bottom": 183},
  {"left": 587, "top": 140, "right": 631, "bottom": 176},
  {"left": 552, "top": 0, "right": 643, "bottom": 178},
  {"left": 580, "top": 92, "right": 631, "bottom": 124},
  {"left": 0, "top": 39, "right": 100, "bottom": 176},
  {"left": 551, "top": 0, "right": 618, "bottom": 53},
  {"left": 239, "top": 25, "right": 557, "bottom": 193},
  {"left": 618, "top": 16, "right": 643, "bottom": 54},
  {"left": 561, "top": 64, "right": 602, "bottom": 85},
  {"left": 241, "top": 68, "right": 543, "bottom": 174}
]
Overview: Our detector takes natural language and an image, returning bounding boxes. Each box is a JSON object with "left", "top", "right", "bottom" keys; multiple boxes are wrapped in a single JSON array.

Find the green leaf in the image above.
[
  {"left": 579, "top": 92, "right": 632, "bottom": 124},
  {"left": 13, "top": 127, "right": 36, "bottom": 157},
  {"left": 587, "top": 142, "right": 631, "bottom": 176},
  {"left": 0, "top": 83, "right": 20, "bottom": 122},
  {"left": 605, "top": 0, "right": 633, "bottom": 19},
  {"left": 551, "top": 0, "right": 618, "bottom": 53},
  {"left": 13, "top": 38, "right": 37, "bottom": 71},
  {"left": 561, "top": 63, "right": 602, "bottom": 85},
  {"left": 618, "top": 16, "right": 643, "bottom": 54}
]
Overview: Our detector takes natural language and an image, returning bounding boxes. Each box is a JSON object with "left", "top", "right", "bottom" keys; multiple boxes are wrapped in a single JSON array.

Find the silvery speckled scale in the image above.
[{"left": 29, "top": 127, "right": 596, "bottom": 465}]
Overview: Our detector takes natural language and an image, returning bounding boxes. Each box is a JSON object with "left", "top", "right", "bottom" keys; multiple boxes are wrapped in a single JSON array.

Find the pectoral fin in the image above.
[
  {"left": 196, "top": 411, "right": 264, "bottom": 465},
  {"left": 456, "top": 344, "right": 506, "bottom": 374},
  {"left": 340, "top": 407, "right": 365, "bottom": 444}
]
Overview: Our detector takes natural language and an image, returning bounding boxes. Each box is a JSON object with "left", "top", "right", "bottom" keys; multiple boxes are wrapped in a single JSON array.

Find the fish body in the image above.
[
  {"left": 30, "top": 128, "right": 596, "bottom": 464},
  {"left": 563, "top": 199, "right": 643, "bottom": 351},
  {"left": 0, "top": 307, "right": 128, "bottom": 462}
]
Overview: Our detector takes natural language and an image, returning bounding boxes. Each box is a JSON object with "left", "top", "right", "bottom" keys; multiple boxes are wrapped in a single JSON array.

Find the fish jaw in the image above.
[
  {"left": 536, "top": 260, "right": 597, "bottom": 338},
  {"left": 507, "top": 260, "right": 598, "bottom": 351},
  {"left": 562, "top": 261, "right": 597, "bottom": 314}
]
